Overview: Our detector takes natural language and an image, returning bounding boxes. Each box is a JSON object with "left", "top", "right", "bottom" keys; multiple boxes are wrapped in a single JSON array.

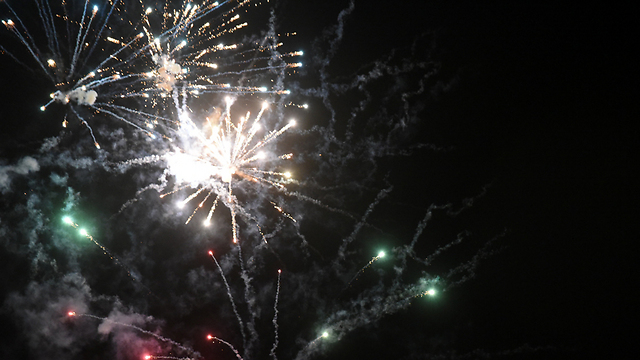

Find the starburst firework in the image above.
[
  {"left": 160, "top": 96, "right": 296, "bottom": 243},
  {"left": 1, "top": 0, "right": 301, "bottom": 147}
]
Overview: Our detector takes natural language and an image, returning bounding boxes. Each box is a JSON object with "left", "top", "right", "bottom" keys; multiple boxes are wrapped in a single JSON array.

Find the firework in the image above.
[
  {"left": 1, "top": 0, "right": 302, "bottom": 147},
  {"left": 1, "top": 0, "right": 152, "bottom": 147},
  {"left": 0, "top": 1, "right": 512, "bottom": 359},
  {"left": 160, "top": 96, "right": 297, "bottom": 244},
  {"left": 130, "top": 0, "right": 301, "bottom": 99}
]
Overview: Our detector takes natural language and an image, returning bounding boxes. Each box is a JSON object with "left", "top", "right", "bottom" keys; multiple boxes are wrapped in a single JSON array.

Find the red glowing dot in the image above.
[
  {"left": 207, "top": 334, "right": 213, "bottom": 340},
  {"left": 278, "top": 269, "right": 282, "bottom": 274},
  {"left": 208, "top": 250, "right": 213, "bottom": 256},
  {"left": 143, "top": 355, "right": 152, "bottom": 360},
  {"left": 68, "top": 311, "right": 76, "bottom": 317}
]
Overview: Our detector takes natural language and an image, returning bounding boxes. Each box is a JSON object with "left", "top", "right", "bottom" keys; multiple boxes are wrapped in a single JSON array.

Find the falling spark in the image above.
[
  {"left": 61, "top": 215, "right": 153, "bottom": 294},
  {"left": 415, "top": 288, "right": 437, "bottom": 298},
  {"left": 305, "top": 330, "right": 331, "bottom": 349},
  {"left": 208, "top": 334, "right": 244, "bottom": 360},
  {"left": 345, "top": 250, "right": 387, "bottom": 289},
  {"left": 144, "top": 355, "right": 193, "bottom": 360}
]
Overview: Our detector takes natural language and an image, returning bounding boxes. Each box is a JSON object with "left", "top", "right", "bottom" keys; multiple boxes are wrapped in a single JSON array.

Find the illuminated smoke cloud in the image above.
[
  {"left": 2, "top": 273, "right": 94, "bottom": 360},
  {"left": 0, "top": 156, "right": 39, "bottom": 193}
]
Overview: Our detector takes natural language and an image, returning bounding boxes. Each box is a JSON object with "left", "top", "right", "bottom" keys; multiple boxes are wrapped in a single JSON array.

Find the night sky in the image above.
[{"left": 1, "top": 1, "right": 635, "bottom": 360}]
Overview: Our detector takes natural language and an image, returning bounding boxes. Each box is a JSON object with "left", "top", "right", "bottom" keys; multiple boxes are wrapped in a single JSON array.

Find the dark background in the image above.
[{"left": 1, "top": 1, "right": 635, "bottom": 359}]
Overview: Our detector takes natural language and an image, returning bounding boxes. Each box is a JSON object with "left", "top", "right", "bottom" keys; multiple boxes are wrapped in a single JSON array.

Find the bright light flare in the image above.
[
  {"left": 377, "top": 251, "right": 386, "bottom": 258},
  {"left": 163, "top": 101, "right": 299, "bottom": 241},
  {"left": 68, "top": 311, "right": 76, "bottom": 317}
]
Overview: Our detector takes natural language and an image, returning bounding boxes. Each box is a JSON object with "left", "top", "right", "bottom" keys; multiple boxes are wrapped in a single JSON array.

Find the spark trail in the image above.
[
  {"left": 305, "top": 331, "right": 330, "bottom": 350},
  {"left": 208, "top": 334, "right": 244, "bottom": 360},
  {"left": 62, "top": 216, "right": 127, "bottom": 272},
  {"left": 68, "top": 311, "right": 199, "bottom": 358},
  {"left": 61, "top": 215, "right": 160, "bottom": 298},
  {"left": 344, "top": 250, "right": 386, "bottom": 290},
  {"left": 208, "top": 250, "right": 247, "bottom": 347},
  {"left": 144, "top": 355, "right": 193, "bottom": 360},
  {"left": 270, "top": 269, "right": 282, "bottom": 360}
]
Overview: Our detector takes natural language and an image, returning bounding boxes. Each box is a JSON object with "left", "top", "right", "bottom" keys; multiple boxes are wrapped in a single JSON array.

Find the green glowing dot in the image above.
[
  {"left": 377, "top": 251, "right": 386, "bottom": 258},
  {"left": 427, "top": 289, "right": 436, "bottom": 296},
  {"left": 62, "top": 216, "right": 73, "bottom": 225},
  {"left": 322, "top": 331, "right": 329, "bottom": 338},
  {"left": 79, "top": 229, "right": 88, "bottom": 236}
]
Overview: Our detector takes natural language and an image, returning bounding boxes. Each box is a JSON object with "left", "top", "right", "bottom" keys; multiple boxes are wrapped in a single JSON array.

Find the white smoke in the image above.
[{"left": 0, "top": 156, "right": 40, "bottom": 193}]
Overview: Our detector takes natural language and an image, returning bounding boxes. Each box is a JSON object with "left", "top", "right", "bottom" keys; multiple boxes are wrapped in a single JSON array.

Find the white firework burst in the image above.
[{"left": 161, "top": 96, "right": 297, "bottom": 243}]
